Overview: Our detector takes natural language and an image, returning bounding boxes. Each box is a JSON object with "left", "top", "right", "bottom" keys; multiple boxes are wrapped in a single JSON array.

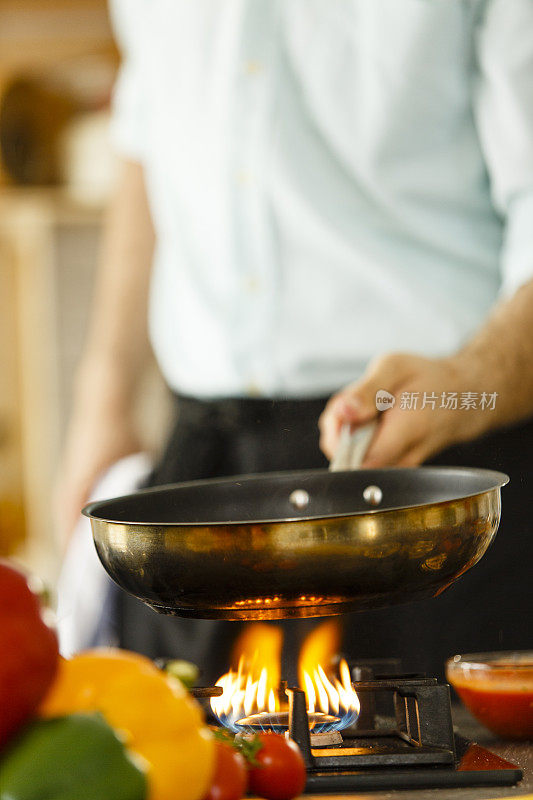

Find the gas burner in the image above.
[
  {"left": 193, "top": 661, "right": 523, "bottom": 793},
  {"left": 210, "top": 649, "right": 359, "bottom": 734},
  {"left": 235, "top": 711, "right": 342, "bottom": 734}
]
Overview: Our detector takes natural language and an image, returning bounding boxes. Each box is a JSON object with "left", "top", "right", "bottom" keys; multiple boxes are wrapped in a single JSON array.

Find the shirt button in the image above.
[
  {"left": 244, "top": 60, "right": 263, "bottom": 75},
  {"left": 244, "top": 275, "right": 261, "bottom": 293},
  {"left": 246, "top": 381, "right": 262, "bottom": 397},
  {"left": 236, "top": 170, "right": 254, "bottom": 186}
]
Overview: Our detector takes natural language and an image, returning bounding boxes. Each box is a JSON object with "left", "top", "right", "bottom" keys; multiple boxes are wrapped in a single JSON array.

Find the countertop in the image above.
[{"left": 303, "top": 705, "right": 533, "bottom": 800}]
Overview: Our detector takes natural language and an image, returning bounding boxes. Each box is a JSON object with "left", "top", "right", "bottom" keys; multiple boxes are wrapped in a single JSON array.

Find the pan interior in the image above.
[{"left": 83, "top": 466, "right": 508, "bottom": 526}]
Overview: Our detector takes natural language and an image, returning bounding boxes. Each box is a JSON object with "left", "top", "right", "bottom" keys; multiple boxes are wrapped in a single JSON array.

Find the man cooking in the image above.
[{"left": 57, "top": 0, "right": 533, "bottom": 681}]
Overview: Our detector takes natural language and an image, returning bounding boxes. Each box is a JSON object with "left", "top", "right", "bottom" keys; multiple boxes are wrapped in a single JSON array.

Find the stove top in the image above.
[{"left": 190, "top": 660, "right": 523, "bottom": 793}]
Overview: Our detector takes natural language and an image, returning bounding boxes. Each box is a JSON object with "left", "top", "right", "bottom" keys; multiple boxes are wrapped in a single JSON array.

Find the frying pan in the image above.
[{"left": 83, "top": 467, "right": 508, "bottom": 620}]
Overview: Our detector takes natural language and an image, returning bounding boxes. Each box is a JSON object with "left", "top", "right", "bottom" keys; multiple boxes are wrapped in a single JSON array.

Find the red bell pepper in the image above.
[{"left": 0, "top": 561, "right": 59, "bottom": 749}]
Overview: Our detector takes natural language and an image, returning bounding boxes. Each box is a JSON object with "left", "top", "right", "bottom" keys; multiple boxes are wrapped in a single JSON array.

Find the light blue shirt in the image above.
[{"left": 110, "top": 0, "right": 533, "bottom": 399}]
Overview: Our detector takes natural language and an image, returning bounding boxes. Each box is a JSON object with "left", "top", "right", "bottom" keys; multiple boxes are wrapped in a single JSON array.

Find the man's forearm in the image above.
[
  {"left": 450, "top": 277, "right": 533, "bottom": 434},
  {"left": 74, "top": 159, "right": 155, "bottom": 410}
]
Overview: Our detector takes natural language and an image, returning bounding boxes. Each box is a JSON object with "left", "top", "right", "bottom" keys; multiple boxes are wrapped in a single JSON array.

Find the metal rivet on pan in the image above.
[
  {"left": 363, "top": 485, "right": 383, "bottom": 506},
  {"left": 289, "top": 489, "right": 310, "bottom": 510}
]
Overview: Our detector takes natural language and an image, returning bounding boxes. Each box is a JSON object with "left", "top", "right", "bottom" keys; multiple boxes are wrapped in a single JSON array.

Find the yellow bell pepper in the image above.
[{"left": 39, "top": 648, "right": 214, "bottom": 800}]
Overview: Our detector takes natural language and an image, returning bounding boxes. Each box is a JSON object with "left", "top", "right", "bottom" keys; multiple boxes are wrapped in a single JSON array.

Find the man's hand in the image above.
[
  {"left": 320, "top": 278, "right": 533, "bottom": 468},
  {"left": 319, "top": 352, "right": 497, "bottom": 468}
]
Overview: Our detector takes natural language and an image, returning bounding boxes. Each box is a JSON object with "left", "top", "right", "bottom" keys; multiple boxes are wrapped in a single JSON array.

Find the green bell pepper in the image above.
[
  {"left": 0, "top": 713, "right": 147, "bottom": 800},
  {"left": 163, "top": 659, "right": 199, "bottom": 690}
]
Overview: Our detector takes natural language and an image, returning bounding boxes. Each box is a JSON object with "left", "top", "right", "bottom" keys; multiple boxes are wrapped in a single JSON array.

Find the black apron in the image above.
[{"left": 116, "top": 394, "right": 533, "bottom": 685}]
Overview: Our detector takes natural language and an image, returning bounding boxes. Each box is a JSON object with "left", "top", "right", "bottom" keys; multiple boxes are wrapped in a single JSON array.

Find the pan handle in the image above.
[{"left": 329, "top": 421, "right": 378, "bottom": 471}]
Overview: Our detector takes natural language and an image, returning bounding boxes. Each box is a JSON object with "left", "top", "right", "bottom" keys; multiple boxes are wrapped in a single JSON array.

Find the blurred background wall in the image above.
[{"left": 0, "top": 0, "right": 168, "bottom": 582}]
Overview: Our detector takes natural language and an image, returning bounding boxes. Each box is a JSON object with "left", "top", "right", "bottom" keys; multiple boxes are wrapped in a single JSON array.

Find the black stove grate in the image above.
[
  {"left": 284, "top": 673, "right": 522, "bottom": 792},
  {"left": 190, "top": 664, "right": 523, "bottom": 792},
  {"left": 286, "top": 677, "right": 456, "bottom": 771},
  {"left": 304, "top": 735, "right": 523, "bottom": 793}
]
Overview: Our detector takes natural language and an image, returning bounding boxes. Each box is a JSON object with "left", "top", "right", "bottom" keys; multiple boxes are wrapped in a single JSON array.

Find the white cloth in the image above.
[
  {"left": 109, "top": 0, "right": 533, "bottom": 399},
  {"left": 56, "top": 453, "right": 152, "bottom": 656}
]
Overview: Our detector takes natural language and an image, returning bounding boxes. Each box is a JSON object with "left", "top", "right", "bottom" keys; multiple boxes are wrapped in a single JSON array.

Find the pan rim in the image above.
[{"left": 82, "top": 466, "right": 509, "bottom": 528}]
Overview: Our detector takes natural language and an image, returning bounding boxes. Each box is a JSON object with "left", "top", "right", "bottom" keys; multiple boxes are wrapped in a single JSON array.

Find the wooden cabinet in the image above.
[
  {"left": 0, "top": 4, "right": 168, "bottom": 582},
  {"left": 0, "top": 188, "right": 169, "bottom": 582},
  {"left": 0, "top": 0, "right": 115, "bottom": 75},
  {"left": 0, "top": 0, "right": 118, "bottom": 578},
  {"left": 0, "top": 190, "right": 102, "bottom": 577},
  {"left": 0, "top": 209, "right": 26, "bottom": 556}
]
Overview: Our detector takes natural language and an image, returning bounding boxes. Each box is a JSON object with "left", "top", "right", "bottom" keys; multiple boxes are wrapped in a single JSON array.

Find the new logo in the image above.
[{"left": 375, "top": 389, "right": 395, "bottom": 411}]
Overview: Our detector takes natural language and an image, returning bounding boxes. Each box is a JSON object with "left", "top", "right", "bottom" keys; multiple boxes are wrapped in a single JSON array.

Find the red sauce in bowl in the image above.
[{"left": 446, "top": 653, "right": 533, "bottom": 740}]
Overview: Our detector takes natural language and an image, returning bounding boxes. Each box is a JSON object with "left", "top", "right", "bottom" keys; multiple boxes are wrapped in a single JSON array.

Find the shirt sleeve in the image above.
[
  {"left": 107, "top": 0, "right": 146, "bottom": 162},
  {"left": 474, "top": 0, "right": 533, "bottom": 297}
]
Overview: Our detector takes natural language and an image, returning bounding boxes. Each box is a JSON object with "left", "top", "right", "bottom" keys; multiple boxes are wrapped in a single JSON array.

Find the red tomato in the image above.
[
  {"left": 0, "top": 561, "right": 59, "bottom": 749},
  {"left": 248, "top": 733, "right": 306, "bottom": 800},
  {"left": 204, "top": 740, "right": 248, "bottom": 800}
]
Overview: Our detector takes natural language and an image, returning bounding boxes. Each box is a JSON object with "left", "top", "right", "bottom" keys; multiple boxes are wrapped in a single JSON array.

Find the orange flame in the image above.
[
  {"left": 298, "top": 620, "right": 341, "bottom": 696},
  {"left": 211, "top": 624, "right": 282, "bottom": 723},
  {"left": 229, "top": 623, "right": 283, "bottom": 687},
  {"left": 298, "top": 621, "right": 358, "bottom": 720},
  {"left": 211, "top": 621, "right": 359, "bottom": 732}
]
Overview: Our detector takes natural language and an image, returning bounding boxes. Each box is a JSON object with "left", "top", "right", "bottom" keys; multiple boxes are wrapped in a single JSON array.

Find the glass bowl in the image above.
[{"left": 446, "top": 651, "right": 533, "bottom": 740}]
